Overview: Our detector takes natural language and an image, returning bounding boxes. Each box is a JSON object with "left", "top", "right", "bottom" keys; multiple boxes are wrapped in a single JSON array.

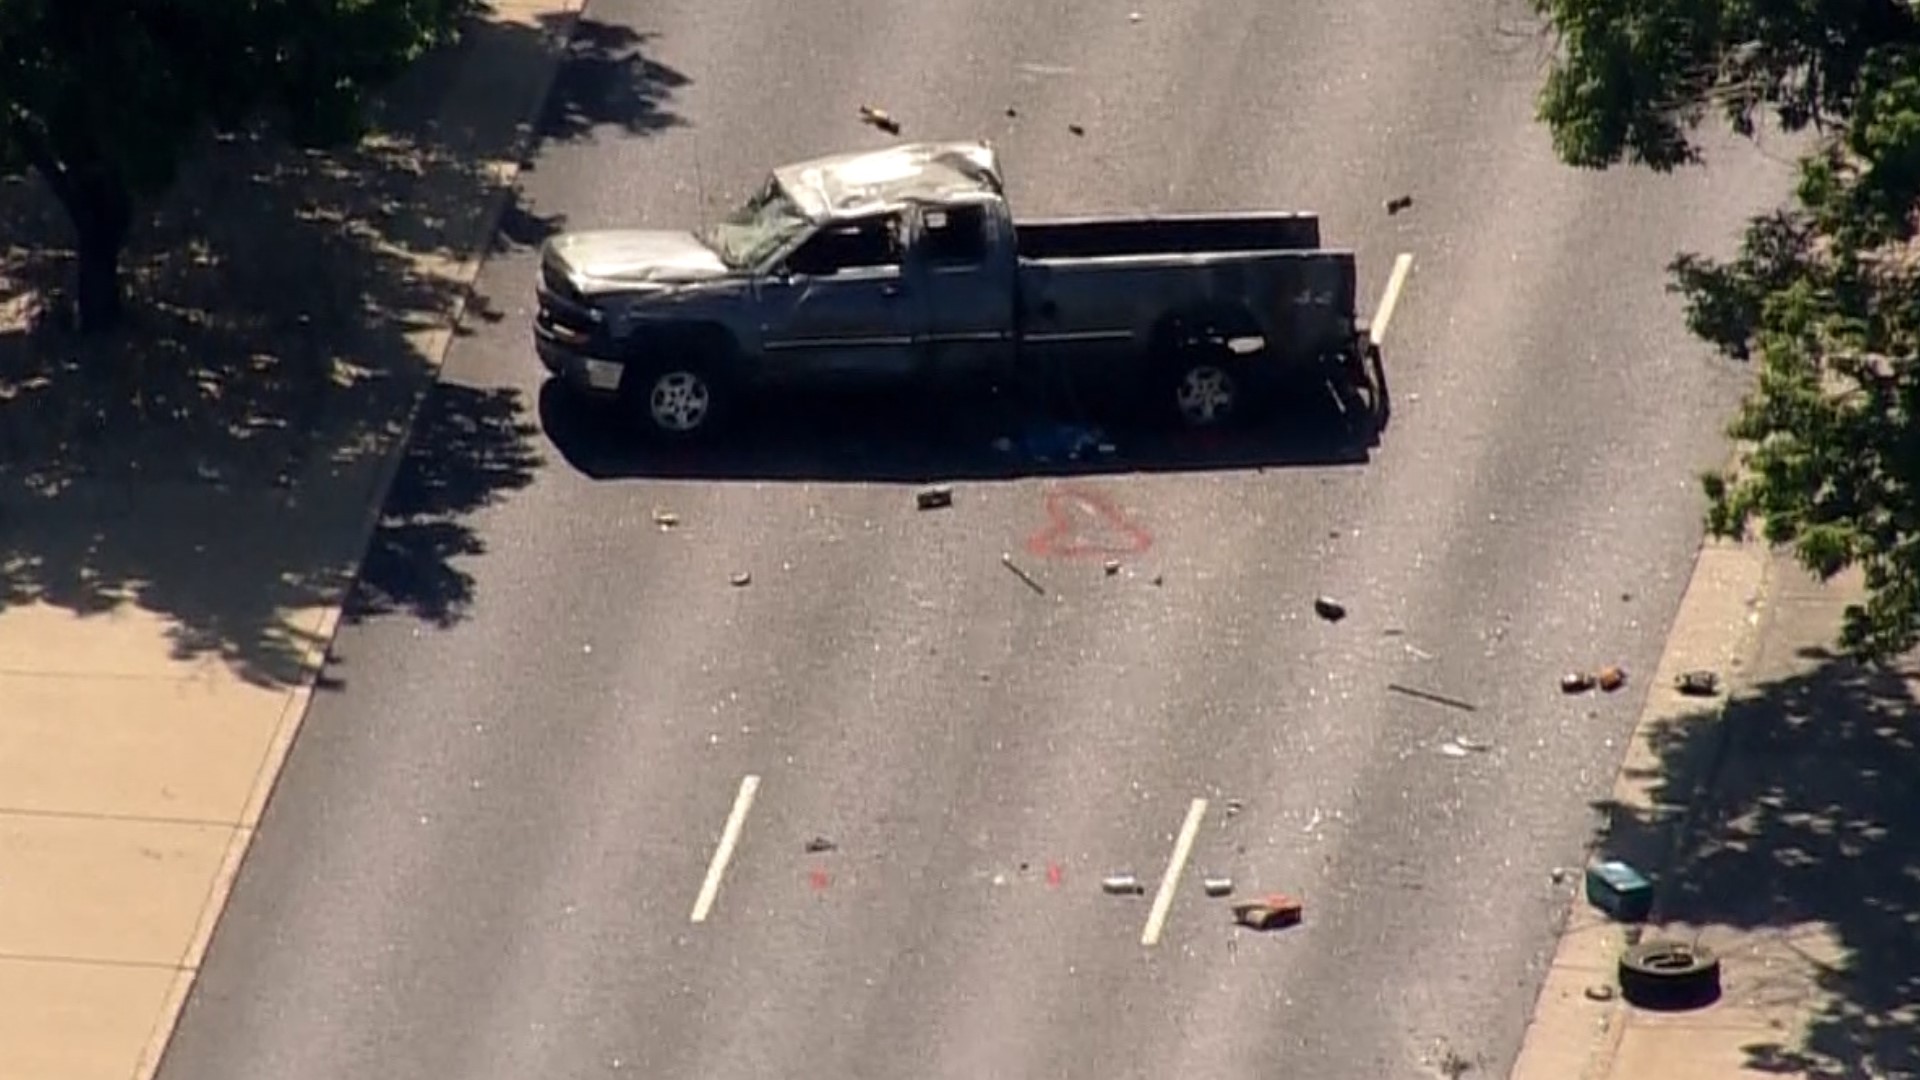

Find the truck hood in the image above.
[{"left": 547, "top": 229, "right": 730, "bottom": 289}]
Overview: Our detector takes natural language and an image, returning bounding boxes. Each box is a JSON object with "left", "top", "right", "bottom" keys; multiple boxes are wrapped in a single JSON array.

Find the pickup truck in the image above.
[{"left": 534, "top": 140, "right": 1380, "bottom": 440}]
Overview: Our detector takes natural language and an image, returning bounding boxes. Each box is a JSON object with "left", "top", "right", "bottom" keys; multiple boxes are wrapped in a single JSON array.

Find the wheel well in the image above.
[{"left": 1148, "top": 305, "right": 1266, "bottom": 359}]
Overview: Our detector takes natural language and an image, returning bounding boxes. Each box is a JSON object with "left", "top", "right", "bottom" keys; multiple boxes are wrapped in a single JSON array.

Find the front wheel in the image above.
[{"left": 623, "top": 361, "right": 730, "bottom": 441}]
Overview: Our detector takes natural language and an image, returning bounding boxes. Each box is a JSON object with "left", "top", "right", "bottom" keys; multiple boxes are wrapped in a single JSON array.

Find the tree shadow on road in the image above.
[
  {"left": 1591, "top": 641, "right": 1920, "bottom": 1078},
  {"left": 0, "top": 7, "right": 688, "bottom": 687}
]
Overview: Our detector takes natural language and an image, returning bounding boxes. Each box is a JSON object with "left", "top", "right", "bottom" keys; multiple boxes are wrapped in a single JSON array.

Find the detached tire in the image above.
[
  {"left": 620, "top": 340, "right": 734, "bottom": 443},
  {"left": 1618, "top": 939, "right": 1721, "bottom": 1010}
]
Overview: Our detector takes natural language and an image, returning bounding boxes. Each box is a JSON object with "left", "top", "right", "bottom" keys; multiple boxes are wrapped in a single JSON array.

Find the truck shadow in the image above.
[{"left": 536, "top": 376, "right": 1384, "bottom": 483}]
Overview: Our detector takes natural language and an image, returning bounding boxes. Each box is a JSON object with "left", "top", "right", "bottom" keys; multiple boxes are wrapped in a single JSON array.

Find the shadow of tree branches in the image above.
[
  {"left": 0, "top": 8, "right": 688, "bottom": 687},
  {"left": 1593, "top": 639, "right": 1920, "bottom": 1078}
]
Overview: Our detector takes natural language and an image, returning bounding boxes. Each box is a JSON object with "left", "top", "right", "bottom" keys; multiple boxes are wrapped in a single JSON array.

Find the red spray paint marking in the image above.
[
  {"left": 1046, "top": 863, "right": 1064, "bottom": 888},
  {"left": 1023, "top": 485, "right": 1154, "bottom": 560},
  {"left": 807, "top": 868, "right": 831, "bottom": 891}
]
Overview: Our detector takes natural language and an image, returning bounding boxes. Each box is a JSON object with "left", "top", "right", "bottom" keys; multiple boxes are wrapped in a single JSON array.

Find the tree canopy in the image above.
[
  {"left": 0, "top": 0, "right": 476, "bottom": 330},
  {"left": 1534, "top": 0, "right": 1920, "bottom": 661}
]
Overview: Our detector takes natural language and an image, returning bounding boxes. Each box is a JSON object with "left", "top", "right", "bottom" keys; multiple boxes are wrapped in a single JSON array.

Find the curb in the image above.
[
  {"left": 130, "top": 6, "right": 587, "bottom": 1079},
  {"left": 1505, "top": 534, "right": 1774, "bottom": 1080}
]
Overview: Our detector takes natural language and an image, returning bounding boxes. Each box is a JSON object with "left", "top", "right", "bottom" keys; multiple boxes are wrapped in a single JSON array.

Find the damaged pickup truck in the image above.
[{"left": 534, "top": 140, "right": 1382, "bottom": 440}]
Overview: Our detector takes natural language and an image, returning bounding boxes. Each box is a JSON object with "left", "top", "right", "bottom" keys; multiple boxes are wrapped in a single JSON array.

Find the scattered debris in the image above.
[
  {"left": 1403, "top": 641, "right": 1435, "bottom": 661},
  {"left": 1387, "top": 682, "right": 1478, "bottom": 712},
  {"left": 915, "top": 485, "right": 953, "bottom": 511},
  {"left": 1203, "top": 877, "right": 1235, "bottom": 897},
  {"left": 1101, "top": 874, "right": 1145, "bottom": 895},
  {"left": 1230, "top": 894, "right": 1303, "bottom": 930},
  {"left": 1618, "top": 939, "right": 1721, "bottom": 1010},
  {"left": 1385, "top": 194, "right": 1414, "bottom": 215},
  {"left": 804, "top": 837, "right": 837, "bottom": 854},
  {"left": 1560, "top": 671, "right": 1597, "bottom": 694},
  {"left": 1584, "top": 983, "right": 1616, "bottom": 1002},
  {"left": 1224, "top": 797, "right": 1245, "bottom": 817},
  {"left": 1103, "top": 559, "right": 1121, "bottom": 576},
  {"left": 1001, "top": 552, "right": 1047, "bottom": 595},
  {"left": 1585, "top": 859, "right": 1653, "bottom": 923},
  {"left": 1006, "top": 106, "right": 1019, "bottom": 118},
  {"left": 1675, "top": 670, "right": 1720, "bottom": 697},
  {"left": 730, "top": 571, "right": 753, "bottom": 587},
  {"left": 1439, "top": 742, "right": 1470, "bottom": 758},
  {"left": 1550, "top": 866, "right": 1569, "bottom": 885},
  {"left": 858, "top": 104, "right": 901, "bottom": 134},
  {"left": 1151, "top": 573, "right": 1165, "bottom": 587},
  {"left": 1128, "top": 10, "right": 1142, "bottom": 21},
  {"left": 652, "top": 507, "right": 679, "bottom": 529},
  {"left": 1597, "top": 665, "right": 1627, "bottom": 692},
  {"left": 1068, "top": 123, "right": 1086, "bottom": 136},
  {"left": 1312, "top": 595, "right": 1347, "bottom": 622},
  {"left": 1439, "top": 735, "right": 1492, "bottom": 757},
  {"left": 1434, "top": 1044, "right": 1477, "bottom": 1080}
]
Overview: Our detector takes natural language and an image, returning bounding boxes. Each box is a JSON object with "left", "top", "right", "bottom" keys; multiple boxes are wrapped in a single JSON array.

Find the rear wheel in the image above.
[{"left": 1156, "top": 341, "right": 1248, "bottom": 430}]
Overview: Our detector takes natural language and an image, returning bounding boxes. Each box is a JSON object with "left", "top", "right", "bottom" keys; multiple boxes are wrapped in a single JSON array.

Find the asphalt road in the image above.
[{"left": 157, "top": 1, "right": 1792, "bottom": 1077}]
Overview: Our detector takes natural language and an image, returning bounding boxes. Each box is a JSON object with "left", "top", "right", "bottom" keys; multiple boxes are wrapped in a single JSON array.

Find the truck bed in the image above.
[{"left": 1014, "top": 212, "right": 1322, "bottom": 261}]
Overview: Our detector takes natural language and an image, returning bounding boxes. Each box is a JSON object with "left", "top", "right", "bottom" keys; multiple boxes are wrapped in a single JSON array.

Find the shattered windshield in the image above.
[{"left": 695, "top": 179, "right": 813, "bottom": 270}]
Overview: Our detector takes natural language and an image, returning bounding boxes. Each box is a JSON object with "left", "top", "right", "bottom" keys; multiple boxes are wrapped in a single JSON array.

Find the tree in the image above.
[
  {"left": 0, "top": 0, "right": 477, "bottom": 332},
  {"left": 1533, "top": 0, "right": 1920, "bottom": 661}
]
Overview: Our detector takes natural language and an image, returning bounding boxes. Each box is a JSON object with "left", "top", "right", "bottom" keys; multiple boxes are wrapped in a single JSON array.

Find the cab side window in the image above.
[
  {"left": 920, "top": 205, "right": 991, "bottom": 267},
  {"left": 788, "top": 213, "right": 902, "bottom": 275}
]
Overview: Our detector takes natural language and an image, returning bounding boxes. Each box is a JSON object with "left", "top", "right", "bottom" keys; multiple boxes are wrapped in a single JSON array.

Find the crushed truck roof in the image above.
[{"left": 772, "top": 141, "right": 1005, "bottom": 222}]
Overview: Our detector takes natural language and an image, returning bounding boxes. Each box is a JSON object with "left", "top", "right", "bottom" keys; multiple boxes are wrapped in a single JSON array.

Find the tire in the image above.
[
  {"left": 1618, "top": 939, "right": 1721, "bottom": 1010},
  {"left": 1155, "top": 341, "right": 1248, "bottom": 431},
  {"left": 620, "top": 348, "right": 733, "bottom": 443}
]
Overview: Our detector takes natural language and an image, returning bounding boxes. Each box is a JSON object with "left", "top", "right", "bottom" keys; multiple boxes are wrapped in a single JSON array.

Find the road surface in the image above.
[{"left": 156, "top": 1, "right": 1790, "bottom": 1077}]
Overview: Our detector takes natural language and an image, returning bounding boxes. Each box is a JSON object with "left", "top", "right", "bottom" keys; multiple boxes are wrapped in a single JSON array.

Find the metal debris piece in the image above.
[
  {"left": 1452, "top": 735, "right": 1492, "bottom": 753},
  {"left": 1312, "top": 596, "right": 1347, "bottom": 622},
  {"left": 804, "top": 837, "right": 837, "bottom": 854},
  {"left": 1103, "top": 559, "right": 1121, "bottom": 576},
  {"left": 1387, "top": 682, "right": 1478, "bottom": 712},
  {"left": 1385, "top": 195, "right": 1414, "bottom": 215},
  {"left": 1001, "top": 552, "right": 1047, "bottom": 595},
  {"left": 1561, "top": 671, "right": 1596, "bottom": 694},
  {"left": 857, "top": 104, "right": 901, "bottom": 134},
  {"left": 730, "top": 571, "right": 752, "bottom": 587},
  {"left": 1597, "top": 665, "right": 1627, "bottom": 692},
  {"left": 1230, "top": 894, "right": 1303, "bottom": 930},
  {"left": 1068, "top": 123, "right": 1086, "bottom": 136},
  {"left": 1128, "top": 10, "right": 1142, "bottom": 21},
  {"left": 1203, "top": 877, "right": 1235, "bottom": 898},
  {"left": 1224, "top": 797, "right": 1245, "bottom": 817},
  {"left": 915, "top": 485, "right": 953, "bottom": 511},
  {"left": 1675, "top": 670, "right": 1720, "bottom": 697},
  {"left": 1101, "top": 874, "right": 1145, "bottom": 895},
  {"left": 1439, "top": 742, "right": 1470, "bottom": 758},
  {"left": 1584, "top": 983, "right": 1616, "bottom": 1002},
  {"left": 652, "top": 507, "right": 679, "bottom": 529}
]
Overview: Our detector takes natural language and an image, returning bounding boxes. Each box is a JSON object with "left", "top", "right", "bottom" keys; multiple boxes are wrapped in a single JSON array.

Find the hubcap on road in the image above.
[
  {"left": 650, "top": 371, "right": 710, "bottom": 432},
  {"left": 1176, "top": 364, "right": 1236, "bottom": 425}
]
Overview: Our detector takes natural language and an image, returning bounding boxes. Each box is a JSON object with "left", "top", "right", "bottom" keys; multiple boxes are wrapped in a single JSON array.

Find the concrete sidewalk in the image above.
[
  {"left": 1509, "top": 547, "right": 1920, "bottom": 1079},
  {"left": 0, "top": 4, "right": 582, "bottom": 1078}
]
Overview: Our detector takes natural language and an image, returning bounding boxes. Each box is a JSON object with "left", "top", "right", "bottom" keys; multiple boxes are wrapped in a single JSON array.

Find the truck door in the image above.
[
  {"left": 911, "top": 200, "right": 1017, "bottom": 381},
  {"left": 755, "top": 209, "right": 925, "bottom": 385}
]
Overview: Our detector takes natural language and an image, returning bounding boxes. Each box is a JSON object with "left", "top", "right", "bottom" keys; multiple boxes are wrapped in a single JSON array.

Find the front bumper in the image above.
[{"left": 534, "top": 316, "right": 627, "bottom": 395}]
